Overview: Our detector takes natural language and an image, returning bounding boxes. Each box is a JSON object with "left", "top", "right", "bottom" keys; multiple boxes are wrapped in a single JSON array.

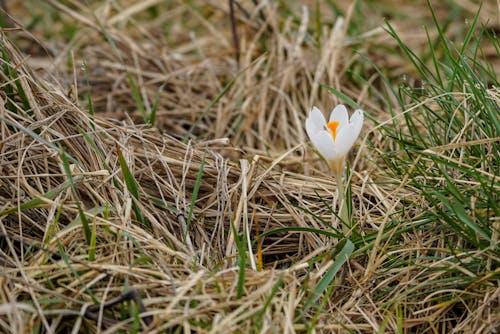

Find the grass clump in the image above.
[{"left": 363, "top": 4, "right": 499, "bottom": 331}]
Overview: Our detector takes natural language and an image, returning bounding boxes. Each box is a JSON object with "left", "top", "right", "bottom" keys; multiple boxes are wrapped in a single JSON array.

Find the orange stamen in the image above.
[{"left": 327, "top": 121, "right": 339, "bottom": 140}]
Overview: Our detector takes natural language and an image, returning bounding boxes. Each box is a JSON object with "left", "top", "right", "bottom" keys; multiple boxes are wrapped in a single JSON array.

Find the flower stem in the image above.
[
  {"left": 329, "top": 158, "right": 350, "bottom": 233},
  {"left": 335, "top": 169, "right": 350, "bottom": 233}
]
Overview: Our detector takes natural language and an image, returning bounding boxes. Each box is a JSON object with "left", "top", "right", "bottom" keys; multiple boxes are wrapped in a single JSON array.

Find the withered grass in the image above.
[{"left": 0, "top": 1, "right": 498, "bottom": 333}]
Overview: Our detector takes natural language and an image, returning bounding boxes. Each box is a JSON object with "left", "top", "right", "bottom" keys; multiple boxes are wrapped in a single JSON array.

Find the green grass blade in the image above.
[
  {"left": 57, "top": 241, "right": 98, "bottom": 304},
  {"left": 89, "top": 216, "right": 97, "bottom": 261},
  {"left": 0, "top": 45, "right": 30, "bottom": 111},
  {"left": 291, "top": 197, "right": 343, "bottom": 238},
  {"left": 260, "top": 226, "right": 340, "bottom": 240},
  {"left": 230, "top": 219, "right": 246, "bottom": 299},
  {"left": 432, "top": 191, "right": 491, "bottom": 243},
  {"left": 149, "top": 83, "right": 164, "bottom": 126},
  {"left": 183, "top": 79, "right": 234, "bottom": 141},
  {"left": 147, "top": 195, "right": 177, "bottom": 213},
  {"left": 94, "top": 16, "right": 123, "bottom": 62},
  {"left": 320, "top": 83, "right": 362, "bottom": 110},
  {"left": 255, "top": 273, "right": 284, "bottom": 330},
  {"left": 82, "top": 61, "right": 96, "bottom": 130},
  {"left": 116, "top": 144, "right": 139, "bottom": 198},
  {"left": 185, "top": 149, "right": 206, "bottom": 240},
  {"left": 60, "top": 149, "right": 91, "bottom": 245},
  {"left": 305, "top": 239, "right": 354, "bottom": 311},
  {"left": 116, "top": 144, "right": 147, "bottom": 228},
  {"left": 0, "top": 116, "right": 80, "bottom": 166},
  {"left": 345, "top": 163, "right": 353, "bottom": 225},
  {"left": 127, "top": 73, "right": 147, "bottom": 123},
  {"left": 0, "top": 176, "right": 83, "bottom": 217}
]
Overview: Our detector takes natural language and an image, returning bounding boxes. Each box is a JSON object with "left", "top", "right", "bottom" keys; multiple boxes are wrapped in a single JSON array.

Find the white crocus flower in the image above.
[{"left": 306, "top": 104, "right": 363, "bottom": 175}]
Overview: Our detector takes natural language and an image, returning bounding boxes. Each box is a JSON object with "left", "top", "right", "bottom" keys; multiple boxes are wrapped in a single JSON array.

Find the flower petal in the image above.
[
  {"left": 329, "top": 104, "right": 349, "bottom": 129},
  {"left": 334, "top": 125, "right": 357, "bottom": 157},
  {"left": 350, "top": 109, "right": 364, "bottom": 131},
  {"left": 311, "top": 130, "right": 338, "bottom": 161},
  {"left": 305, "top": 117, "right": 317, "bottom": 141},
  {"left": 306, "top": 106, "right": 327, "bottom": 141},
  {"left": 310, "top": 106, "right": 326, "bottom": 128},
  {"left": 334, "top": 109, "right": 363, "bottom": 157}
]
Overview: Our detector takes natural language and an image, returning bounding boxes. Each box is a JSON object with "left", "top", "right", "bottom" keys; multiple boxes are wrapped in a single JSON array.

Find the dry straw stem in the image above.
[
  {"left": 0, "top": 1, "right": 498, "bottom": 333},
  {"left": 0, "top": 31, "right": 378, "bottom": 332}
]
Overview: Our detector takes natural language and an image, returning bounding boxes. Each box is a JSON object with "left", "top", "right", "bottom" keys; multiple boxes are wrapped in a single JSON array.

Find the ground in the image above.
[{"left": 0, "top": 1, "right": 498, "bottom": 333}]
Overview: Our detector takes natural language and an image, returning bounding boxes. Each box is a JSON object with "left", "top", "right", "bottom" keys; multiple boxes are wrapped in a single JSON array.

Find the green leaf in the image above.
[
  {"left": 433, "top": 191, "right": 491, "bottom": 242},
  {"left": 57, "top": 241, "right": 98, "bottom": 304},
  {"left": 0, "top": 176, "right": 83, "bottom": 217},
  {"left": 230, "top": 219, "right": 246, "bottom": 299},
  {"left": 60, "top": 149, "right": 91, "bottom": 245},
  {"left": 320, "top": 83, "right": 361, "bottom": 110},
  {"left": 128, "top": 74, "right": 147, "bottom": 123},
  {"left": 149, "top": 83, "right": 164, "bottom": 126},
  {"left": 89, "top": 216, "right": 97, "bottom": 261},
  {"left": 184, "top": 79, "right": 234, "bottom": 141},
  {"left": 185, "top": 150, "right": 206, "bottom": 239},
  {"left": 0, "top": 116, "right": 80, "bottom": 166},
  {"left": 116, "top": 144, "right": 148, "bottom": 228},
  {"left": 260, "top": 226, "right": 340, "bottom": 240},
  {"left": 305, "top": 239, "right": 355, "bottom": 311}
]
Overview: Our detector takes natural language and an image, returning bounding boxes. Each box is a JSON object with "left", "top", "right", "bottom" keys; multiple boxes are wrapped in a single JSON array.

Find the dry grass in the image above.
[{"left": 0, "top": 1, "right": 499, "bottom": 333}]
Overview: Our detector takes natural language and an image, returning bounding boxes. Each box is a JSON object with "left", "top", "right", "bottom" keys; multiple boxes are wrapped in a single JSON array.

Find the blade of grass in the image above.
[
  {"left": 230, "top": 219, "right": 246, "bottom": 299},
  {"left": 116, "top": 144, "right": 148, "bottom": 228},
  {"left": 291, "top": 198, "right": 343, "bottom": 238},
  {"left": 60, "top": 149, "right": 91, "bottom": 245},
  {"left": 183, "top": 79, "right": 234, "bottom": 141},
  {"left": 320, "top": 83, "right": 361, "bottom": 110},
  {"left": 82, "top": 61, "right": 95, "bottom": 130},
  {"left": 432, "top": 191, "right": 491, "bottom": 243},
  {"left": 305, "top": 239, "right": 354, "bottom": 311},
  {"left": 149, "top": 83, "right": 164, "bottom": 126},
  {"left": 57, "top": 241, "right": 98, "bottom": 304},
  {"left": 0, "top": 44, "right": 30, "bottom": 111},
  {"left": 128, "top": 73, "right": 147, "bottom": 123},
  {"left": 185, "top": 149, "right": 206, "bottom": 240},
  {"left": 0, "top": 116, "right": 80, "bottom": 166},
  {"left": 259, "top": 226, "right": 341, "bottom": 240},
  {"left": 0, "top": 175, "right": 83, "bottom": 217},
  {"left": 254, "top": 273, "right": 284, "bottom": 330},
  {"left": 88, "top": 215, "right": 97, "bottom": 261}
]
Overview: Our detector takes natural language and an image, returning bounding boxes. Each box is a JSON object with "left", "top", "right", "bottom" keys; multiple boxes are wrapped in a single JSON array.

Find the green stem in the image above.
[{"left": 335, "top": 170, "right": 350, "bottom": 232}]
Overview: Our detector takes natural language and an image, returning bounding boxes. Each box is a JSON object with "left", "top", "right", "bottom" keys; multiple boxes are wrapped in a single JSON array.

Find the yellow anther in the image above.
[{"left": 327, "top": 121, "right": 339, "bottom": 140}]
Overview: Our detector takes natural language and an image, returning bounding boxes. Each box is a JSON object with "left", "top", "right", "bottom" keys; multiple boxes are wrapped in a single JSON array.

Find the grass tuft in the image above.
[{"left": 0, "top": 1, "right": 497, "bottom": 332}]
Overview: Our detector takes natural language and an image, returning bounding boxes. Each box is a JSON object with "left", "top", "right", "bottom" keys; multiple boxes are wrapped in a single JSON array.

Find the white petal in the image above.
[
  {"left": 311, "top": 131, "right": 338, "bottom": 161},
  {"left": 329, "top": 104, "right": 349, "bottom": 129},
  {"left": 334, "top": 124, "right": 357, "bottom": 157},
  {"left": 335, "top": 110, "right": 363, "bottom": 157},
  {"left": 349, "top": 109, "right": 364, "bottom": 142},
  {"left": 309, "top": 106, "right": 326, "bottom": 128},
  {"left": 350, "top": 109, "right": 364, "bottom": 130},
  {"left": 305, "top": 117, "right": 318, "bottom": 141}
]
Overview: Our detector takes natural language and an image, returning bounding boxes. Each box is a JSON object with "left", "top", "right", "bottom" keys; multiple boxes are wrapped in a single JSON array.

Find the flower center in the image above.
[{"left": 327, "top": 121, "right": 339, "bottom": 141}]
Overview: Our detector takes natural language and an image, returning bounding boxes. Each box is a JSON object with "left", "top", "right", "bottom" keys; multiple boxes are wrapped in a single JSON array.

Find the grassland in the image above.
[{"left": 0, "top": 1, "right": 498, "bottom": 333}]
